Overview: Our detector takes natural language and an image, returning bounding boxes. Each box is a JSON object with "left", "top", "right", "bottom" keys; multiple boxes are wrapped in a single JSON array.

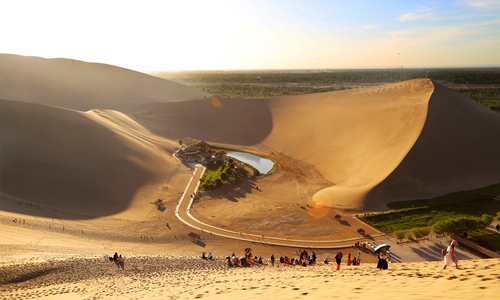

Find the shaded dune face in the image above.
[
  {"left": 365, "top": 83, "right": 500, "bottom": 210},
  {"left": 0, "top": 54, "right": 209, "bottom": 111},
  {"left": 120, "top": 97, "right": 274, "bottom": 146},
  {"left": 1, "top": 100, "right": 176, "bottom": 219}
]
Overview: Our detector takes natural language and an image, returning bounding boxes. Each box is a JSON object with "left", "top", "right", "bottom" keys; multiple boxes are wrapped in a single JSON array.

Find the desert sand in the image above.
[
  {"left": 1, "top": 211, "right": 494, "bottom": 299},
  {"left": 3, "top": 55, "right": 500, "bottom": 219},
  {"left": 1, "top": 236, "right": 498, "bottom": 300},
  {"left": 2, "top": 56, "right": 500, "bottom": 298},
  {"left": 0, "top": 99, "right": 183, "bottom": 220}
]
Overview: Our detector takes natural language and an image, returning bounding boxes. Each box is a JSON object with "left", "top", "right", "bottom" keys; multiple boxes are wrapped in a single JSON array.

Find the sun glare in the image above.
[{"left": 307, "top": 192, "right": 332, "bottom": 219}]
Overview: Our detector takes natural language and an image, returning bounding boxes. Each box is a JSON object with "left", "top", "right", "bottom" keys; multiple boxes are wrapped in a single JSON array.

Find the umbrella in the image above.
[{"left": 374, "top": 244, "right": 391, "bottom": 253}]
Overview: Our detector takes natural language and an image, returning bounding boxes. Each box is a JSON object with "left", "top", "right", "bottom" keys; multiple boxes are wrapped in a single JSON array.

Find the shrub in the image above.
[
  {"left": 411, "top": 227, "right": 431, "bottom": 239},
  {"left": 406, "top": 232, "right": 414, "bottom": 241},
  {"left": 420, "top": 227, "right": 431, "bottom": 238},
  {"left": 411, "top": 228, "right": 423, "bottom": 239},
  {"left": 394, "top": 230, "right": 406, "bottom": 242},
  {"left": 481, "top": 214, "right": 494, "bottom": 226},
  {"left": 432, "top": 222, "right": 446, "bottom": 236}
]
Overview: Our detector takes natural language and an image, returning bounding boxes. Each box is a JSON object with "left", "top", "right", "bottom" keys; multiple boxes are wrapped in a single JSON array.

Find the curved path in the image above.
[{"left": 175, "top": 166, "right": 387, "bottom": 249}]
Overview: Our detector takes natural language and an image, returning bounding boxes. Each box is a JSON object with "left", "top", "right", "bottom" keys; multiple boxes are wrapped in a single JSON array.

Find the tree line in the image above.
[
  {"left": 193, "top": 84, "right": 343, "bottom": 98},
  {"left": 150, "top": 68, "right": 500, "bottom": 84},
  {"left": 393, "top": 213, "right": 498, "bottom": 243}
]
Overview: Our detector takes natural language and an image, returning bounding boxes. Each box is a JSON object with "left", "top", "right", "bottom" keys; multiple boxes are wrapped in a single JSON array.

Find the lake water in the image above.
[{"left": 226, "top": 151, "right": 274, "bottom": 174}]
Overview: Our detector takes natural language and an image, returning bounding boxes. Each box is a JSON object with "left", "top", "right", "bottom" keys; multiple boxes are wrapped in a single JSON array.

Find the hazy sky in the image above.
[{"left": 1, "top": 0, "right": 499, "bottom": 71}]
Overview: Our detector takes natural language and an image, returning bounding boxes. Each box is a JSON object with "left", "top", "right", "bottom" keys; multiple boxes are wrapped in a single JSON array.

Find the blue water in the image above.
[{"left": 226, "top": 151, "right": 274, "bottom": 174}]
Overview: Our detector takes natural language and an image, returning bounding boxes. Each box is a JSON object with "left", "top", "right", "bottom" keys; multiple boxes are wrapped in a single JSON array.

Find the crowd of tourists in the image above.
[
  {"left": 203, "top": 247, "right": 367, "bottom": 269},
  {"left": 200, "top": 239, "right": 462, "bottom": 271}
]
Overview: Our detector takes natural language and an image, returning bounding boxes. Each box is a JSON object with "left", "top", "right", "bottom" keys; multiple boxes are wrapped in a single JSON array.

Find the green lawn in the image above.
[{"left": 359, "top": 183, "right": 500, "bottom": 232}]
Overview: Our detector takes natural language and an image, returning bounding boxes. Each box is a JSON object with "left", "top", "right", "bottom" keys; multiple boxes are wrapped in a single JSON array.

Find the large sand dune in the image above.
[
  {"left": 0, "top": 54, "right": 209, "bottom": 111},
  {"left": 0, "top": 99, "right": 180, "bottom": 219},
  {"left": 366, "top": 83, "right": 500, "bottom": 207},
  {"left": 2, "top": 53, "right": 499, "bottom": 221},
  {"left": 120, "top": 79, "right": 500, "bottom": 211}
]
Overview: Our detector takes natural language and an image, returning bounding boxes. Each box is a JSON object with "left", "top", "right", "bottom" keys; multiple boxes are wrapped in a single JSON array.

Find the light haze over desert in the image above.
[{"left": 1, "top": 1, "right": 500, "bottom": 299}]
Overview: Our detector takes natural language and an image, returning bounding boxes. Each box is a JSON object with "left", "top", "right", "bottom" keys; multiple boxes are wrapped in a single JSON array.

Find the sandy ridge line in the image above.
[{"left": 176, "top": 166, "right": 385, "bottom": 248}]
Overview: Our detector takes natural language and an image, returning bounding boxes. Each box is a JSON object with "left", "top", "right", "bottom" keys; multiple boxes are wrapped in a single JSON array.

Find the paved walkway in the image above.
[{"left": 175, "top": 166, "right": 388, "bottom": 249}]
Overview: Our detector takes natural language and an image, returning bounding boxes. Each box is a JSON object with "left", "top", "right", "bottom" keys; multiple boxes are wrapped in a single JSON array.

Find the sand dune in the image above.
[
  {"left": 0, "top": 54, "right": 210, "bottom": 111},
  {"left": 366, "top": 83, "right": 500, "bottom": 207},
  {"left": 2, "top": 56, "right": 499, "bottom": 226},
  {"left": 0, "top": 99, "right": 180, "bottom": 219},
  {"left": 117, "top": 79, "right": 489, "bottom": 212},
  {"left": 117, "top": 79, "right": 500, "bottom": 211}
]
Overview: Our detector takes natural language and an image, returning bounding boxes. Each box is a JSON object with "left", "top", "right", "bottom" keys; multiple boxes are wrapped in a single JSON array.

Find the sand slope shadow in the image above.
[
  {"left": 0, "top": 100, "right": 177, "bottom": 219},
  {"left": 365, "top": 82, "right": 500, "bottom": 209}
]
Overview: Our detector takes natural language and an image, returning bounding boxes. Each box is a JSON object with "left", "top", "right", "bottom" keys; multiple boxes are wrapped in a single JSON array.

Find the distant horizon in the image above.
[
  {"left": 1, "top": 1, "right": 499, "bottom": 71},
  {"left": 3, "top": 52, "right": 500, "bottom": 73},
  {"left": 146, "top": 64, "right": 500, "bottom": 73}
]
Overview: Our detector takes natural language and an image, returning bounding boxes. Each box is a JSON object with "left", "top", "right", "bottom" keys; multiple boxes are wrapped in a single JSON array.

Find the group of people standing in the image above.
[
  {"left": 324, "top": 252, "right": 362, "bottom": 270},
  {"left": 276, "top": 249, "right": 318, "bottom": 267},
  {"left": 13, "top": 218, "right": 25, "bottom": 224}
]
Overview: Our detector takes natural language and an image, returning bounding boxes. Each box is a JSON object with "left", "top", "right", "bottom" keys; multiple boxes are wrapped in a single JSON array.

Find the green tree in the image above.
[
  {"left": 178, "top": 139, "right": 183, "bottom": 146},
  {"left": 411, "top": 228, "right": 423, "bottom": 239},
  {"left": 433, "top": 216, "right": 487, "bottom": 235},
  {"left": 406, "top": 232, "right": 414, "bottom": 241},
  {"left": 497, "top": 211, "right": 500, "bottom": 221},
  {"left": 432, "top": 222, "right": 445, "bottom": 236},
  {"left": 215, "top": 178, "right": 222, "bottom": 187},
  {"left": 481, "top": 214, "right": 494, "bottom": 226},
  {"left": 420, "top": 227, "right": 431, "bottom": 238},
  {"left": 221, "top": 173, "right": 228, "bottom": 181},
  {"left": 394, "top": 230, "right": 406, "bottom": 243}
]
